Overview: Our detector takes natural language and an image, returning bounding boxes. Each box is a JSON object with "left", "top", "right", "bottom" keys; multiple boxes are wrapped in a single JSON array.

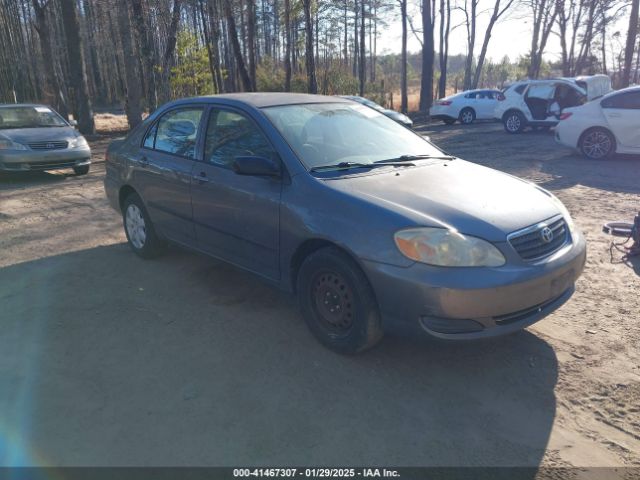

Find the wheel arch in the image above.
[
  {"left": 459, "top": 106, "right": 476, "bottom": 118},
  {"left": 502, "top": 108, "right": 524, "bottom": 123},
  {"left": 289, "top": 238, "right": 368, "bottom": 294},
  {"left": 118, "top": 185, "right": 139, "bottom": 212},
  {"left": 577, "top": 125, "right": 617, "bottom": 151}
]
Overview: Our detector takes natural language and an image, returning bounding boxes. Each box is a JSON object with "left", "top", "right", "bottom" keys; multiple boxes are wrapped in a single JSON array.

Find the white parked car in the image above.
[
  {"left": 495, "top": 75, "right": 612, "bottom": 133},
  {"left": 430, "top": 89, "right": 503, "bottom": 125},
  {"left": 555, "top": 86, "right": 640, "bottom": 159}
]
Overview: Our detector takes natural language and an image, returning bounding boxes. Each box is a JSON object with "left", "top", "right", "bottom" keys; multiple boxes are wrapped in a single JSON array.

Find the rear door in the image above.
[
  {"left": 191, "top": 106, "right": 282, "bottom": 280},
  {"left": 134, "top": 106, "right": 205, "bottom": 245},
  {"left": 601, "top": 91, "right": 640, "bottom": 148},
  {"left": 476, "top": 91, "right": 496, "bottom": 119}
]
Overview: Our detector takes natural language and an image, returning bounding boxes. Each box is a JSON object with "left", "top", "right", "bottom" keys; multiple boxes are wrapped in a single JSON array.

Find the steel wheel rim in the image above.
[
  {"left": 311, "top": 271, "right": 354, "bottom": 335},
  {"left": 506, "top": 115, "right": 520, "bottom": 131},
  {"left": 461, "top": 111, "right": 473, "bottom": 124},
  {"left": 583, "top": 131, "right": 611, "bottom": 159},
  {"left": 125, "top": 204, "right": 146, "bottom": 249}
]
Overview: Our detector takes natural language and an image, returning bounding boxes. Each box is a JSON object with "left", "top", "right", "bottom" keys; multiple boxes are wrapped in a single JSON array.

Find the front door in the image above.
[
  {"left": 134, "top": 106, "right": 205, "bottom": 245},
  {"left": 191, "top": 107, "right": 282, "bottom": 280}
]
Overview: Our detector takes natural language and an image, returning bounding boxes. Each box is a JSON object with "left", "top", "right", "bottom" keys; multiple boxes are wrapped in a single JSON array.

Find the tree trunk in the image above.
[
  {"left": 400, "top": 0, "right": 408, "bottom": 113},
  {"left": 32, "top": 0, "right": 69, "bottom": 119},
  {"left": 622, "top": 0, "right": 639, "bottom": 87},
  {"left": 117, "top": 0, "right": 142, "bottom": 128},
  {"left": 419, "top": 0, "right": 434, "bottom": 112},
  {"left": 303, "top": 0, "right": 317, "bottom": 93},
  {"left": 60, "top": 0, "right": 94, "bottom": 134},
  {"left": 130, "top": 0, "right": 158, "bottom": 112},
  {"left": 224, "top": 0, "right": 253, "bottom": 91},
  {"left": 437, "top": 0, "right": 450, "bottom": 98},
  {"left": 284, "top": 0, "right": 292, "bottom": 91},
  {"left": 247, "top": 0, "right": 257, "bottom": 91},
  {"left": 359, "top": 0, "right": 365, "bottom": 96},
  {"left": 462, "top": 0, "right": 476, "bottom": 90}
]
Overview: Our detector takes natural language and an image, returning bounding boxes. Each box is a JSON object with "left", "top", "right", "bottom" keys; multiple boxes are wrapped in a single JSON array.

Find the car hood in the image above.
[
  {"left": 0, "top": 126, "right": 79, "bottom": 143},
  {"left": 325, "top": 159, "right": 560, "bottom": 242}
]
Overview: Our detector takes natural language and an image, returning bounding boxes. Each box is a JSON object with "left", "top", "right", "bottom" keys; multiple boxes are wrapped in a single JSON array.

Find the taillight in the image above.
[
  {"left": 559, "top": 112, "right": 573, "bottom": 120},
  {"left": 437, "top": 100, "right": 452, "bottom": 106},
  {"left": 496, "top": 93, "right": 505, "bottom": 101}
]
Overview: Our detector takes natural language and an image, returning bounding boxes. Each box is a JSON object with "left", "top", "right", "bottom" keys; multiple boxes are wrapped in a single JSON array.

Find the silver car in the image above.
[{"left": 0, "top": 104, "right": 91, "bottom": 175}]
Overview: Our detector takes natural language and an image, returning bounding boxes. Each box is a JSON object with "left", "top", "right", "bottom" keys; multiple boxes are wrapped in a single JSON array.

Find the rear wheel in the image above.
[
  {"left": 73, "top": 165, "right": 90, "bottom": 175},
  {"left": 459, "top": 108, "right": 476, "bottom": 125},
  {"left": 503, "top": 111, "right": 525, "bottom": 133},
  {"left": 122, "top": 192, "right": 165, "bottom": 258},
  {"left": 297, "top": 247, "right": 383, "bottom": 354},
  {"left": 579, "top": 128, "right": 615, "bottom": 159}
]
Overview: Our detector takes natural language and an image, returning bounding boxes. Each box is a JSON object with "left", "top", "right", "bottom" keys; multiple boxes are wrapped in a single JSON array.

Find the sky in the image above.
[{"left": 376, "top": 1, "right": 629, "bottom": 66}]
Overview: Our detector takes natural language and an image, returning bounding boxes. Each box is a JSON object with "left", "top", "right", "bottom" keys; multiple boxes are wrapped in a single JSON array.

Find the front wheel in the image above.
[
  {"left": 503, "top": 111, "right": 525, "bottom": 133},
  {"left": 459, "top": 108, "right": 476, "bottom": 125},
  {"left": 122, "top": 192, "right": 165, "bottom": 258},
  {"left": 579, "top": 128, "right": 615, "bottom": 159},
  {"left": 73, "top": 165, "right": 90, "bottom": 175},
  {"left": 297, "top": 247, "right": 383, "bottom": 354}
]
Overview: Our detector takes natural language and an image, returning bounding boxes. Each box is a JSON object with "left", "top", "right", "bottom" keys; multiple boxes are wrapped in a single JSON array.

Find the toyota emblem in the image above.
[
  {"left": 46, "top": 143, "right": 55, "bottom": 149},
  {"left": 540, "top": 226, "right": 554, "bottom": 243}
]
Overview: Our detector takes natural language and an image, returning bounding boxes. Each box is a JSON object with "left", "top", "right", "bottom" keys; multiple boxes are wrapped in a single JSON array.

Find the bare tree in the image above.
[
  {"left": 472, "top": 0, "right": 516, "bottom": 88},
  {"left": 398, "top": 0, "right": 408, "bottom": 113},
  {"left": 419, "top": 0, "right": 435, "bottom": 112},
  {"left": 622, "top": 0, "right": 639, "bottom": 86},
  {"left": 118, "top": 0, "right": 142, "bottom": 128},
  {"left": 461, "top": 0, "right": 478, "bottom": 90},
  {"left": 437, "top": 0, "right": 451, "bottom": 98},
  {"left": 60, "top": 0, "right": 94, "bottom": 134},
  {"left": 527, "top": 0, "right": 558, "bottom": 78},
  {"left": 303, "top": 0, "right": 318, "bottom": 93},
  {"left": 284, "top": 0, "right": 292, "bottom": 91}
]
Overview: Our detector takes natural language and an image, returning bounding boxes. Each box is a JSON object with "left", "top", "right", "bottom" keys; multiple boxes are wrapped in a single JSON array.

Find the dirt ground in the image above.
[{"left": 0, "top": 119, "right": 638, "bottom": 468}]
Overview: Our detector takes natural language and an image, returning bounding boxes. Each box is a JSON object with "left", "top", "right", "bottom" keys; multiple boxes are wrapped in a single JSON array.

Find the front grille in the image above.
[
  {"left": 28, "top": 140, "right": 68, "bottom": 150},
  {"left": 508, "top": 216, "right": 569, "bottom": 261}
]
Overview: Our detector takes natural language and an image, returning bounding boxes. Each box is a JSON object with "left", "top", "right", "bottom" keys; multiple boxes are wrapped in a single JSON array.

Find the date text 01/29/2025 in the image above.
[{"left": 233, "top": 468, "right": 401, "bottom": 478}]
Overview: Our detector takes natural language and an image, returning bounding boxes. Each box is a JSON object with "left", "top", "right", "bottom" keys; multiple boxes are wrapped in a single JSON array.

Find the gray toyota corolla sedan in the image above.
[
  {"left": 104, "top": 93, "right": 586, "bottom": 353},
  {"left": 0, "top": 104, "right": 91, "bottom": 175}
]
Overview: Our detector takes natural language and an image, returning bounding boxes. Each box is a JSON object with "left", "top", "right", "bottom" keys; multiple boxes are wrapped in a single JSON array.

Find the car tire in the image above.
[
  {"left": 579, "top": 128, "right": 616, "bottom": 160},
  {"left": 122, "top": 192, "right": 165, "bottom": 259},
  {"left": 297, "top": 246, "right": 384, "bottom": 354},
  {"left": 73, "top": 165, "right": 90, "bottom": 175},
  {"left": 443, "top": 118, "right": 456, "bottom": 125},
  {"left": 459, "top": 108, "right": 475, "bottom": 125},
  {"left": 503, "top": 111, "right": 525, "bottom": 134}
]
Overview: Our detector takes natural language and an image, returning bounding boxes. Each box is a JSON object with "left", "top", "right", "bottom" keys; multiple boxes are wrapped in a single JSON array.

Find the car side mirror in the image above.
[
  {"left": 232, "top": 156, "right": 281, "bottom": 178},
  {"left": 70, "top": 119, "right": 78, "bottom": 127}
]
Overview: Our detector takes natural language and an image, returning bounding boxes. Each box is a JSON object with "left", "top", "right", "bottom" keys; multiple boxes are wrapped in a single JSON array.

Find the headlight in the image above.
[
  {"left": 0, "top": 139, "right": 28, "bottom": 150},
  {"left": 70, "top": 136, "right": 88, "bottom": 148},
  {"left": 394, "top": 227, "right": 506, "bottom": 267}
]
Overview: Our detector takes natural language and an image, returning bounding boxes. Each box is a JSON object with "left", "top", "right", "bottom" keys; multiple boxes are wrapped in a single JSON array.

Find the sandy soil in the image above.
[{"left": 0, "top": 119, "right": 638, "bottom": 468}]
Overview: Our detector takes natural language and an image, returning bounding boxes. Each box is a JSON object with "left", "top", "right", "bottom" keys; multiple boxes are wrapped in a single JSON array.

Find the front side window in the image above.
[
  {"left": 145, "top": 108, "right": 203, "bottom": 159},
  {"left": 204, "top": 109, "right": 276, "bottom": 168},
  {"left": 262, "top": 102, "right": 443, "bottom": 170},
  {"left": 601, "top": 91, "right": 640, "bottom": 109}
]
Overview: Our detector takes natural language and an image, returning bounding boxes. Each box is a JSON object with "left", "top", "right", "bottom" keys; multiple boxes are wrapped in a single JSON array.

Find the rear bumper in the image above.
[
  {"left": 363, "top": 230, "right": 587, "bottom": 339},
  {"left": 0, "top": 148, "right": 91, "bottom": 171}
]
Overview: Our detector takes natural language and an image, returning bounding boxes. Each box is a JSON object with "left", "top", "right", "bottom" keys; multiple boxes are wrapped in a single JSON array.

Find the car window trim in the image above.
[
  {"left": 140, "top": 105, "right": 208, "bottom": 161},
  {"left": 200, "top": 103, "right": 284, "bottom": 175},
  {"left": 601, "top": 91, "right": 640, "bottom": 110}
]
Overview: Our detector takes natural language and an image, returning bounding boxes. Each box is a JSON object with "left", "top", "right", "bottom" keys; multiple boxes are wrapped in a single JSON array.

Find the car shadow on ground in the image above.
[
  {"left": 0, "top": 170, "right": 83, "bottom": 191},
  {"left": 1, "top": 243, "right": 558, "bottom": 468}
]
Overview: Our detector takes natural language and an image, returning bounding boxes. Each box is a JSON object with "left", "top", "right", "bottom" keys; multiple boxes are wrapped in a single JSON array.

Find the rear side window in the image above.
[
  {"left": 204, "top": 109, "right": 276, "bottom": 169},
  {"left": 143, "top": 108, "right": 204, "bottom": 159},
  {"left": 601, "top": 91, "right": 640, "bottom": 109},
  {"left": 464, "top": 92, "right": 477, "bottom": 99}
]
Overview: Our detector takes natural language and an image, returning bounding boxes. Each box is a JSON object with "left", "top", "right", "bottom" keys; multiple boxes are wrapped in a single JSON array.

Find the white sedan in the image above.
[
  {"left": 555, "top": 86, "right": 640, "bottom": 159},
  {"left": 430, "top": 89, "right": 503, "bottom": 125}
]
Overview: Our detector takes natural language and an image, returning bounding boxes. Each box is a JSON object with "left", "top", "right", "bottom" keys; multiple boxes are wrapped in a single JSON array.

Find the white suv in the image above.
[{"left": 494, "top": 75, "right": 612, "bottom": 134}]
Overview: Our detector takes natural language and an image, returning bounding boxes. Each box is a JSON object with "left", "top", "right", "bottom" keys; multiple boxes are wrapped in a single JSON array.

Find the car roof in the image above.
[
  {"left": 602, "top": 85, "right": 640, "bottom": 98},
  {"left": 175, "top": 92, "right": 351, "bottom": 109}
]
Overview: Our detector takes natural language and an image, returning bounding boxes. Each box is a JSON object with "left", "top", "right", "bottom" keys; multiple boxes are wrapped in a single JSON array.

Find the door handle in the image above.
[
  {"left": 139, "top": 155, "right": 150, "bottom": 166},
  {"left": 193, "top": 171, "right": 209, "bottom": 183},
  {"left": 607, "top": 113, "right": 621, "bottom": 118}
]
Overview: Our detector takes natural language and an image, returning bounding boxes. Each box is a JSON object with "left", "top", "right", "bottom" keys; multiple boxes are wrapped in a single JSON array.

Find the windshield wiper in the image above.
[
  {"left": 374, "top": 154, "right": 455, "bottom": 163},
  {"left": 310, "top": 161, "right": 418, "bottom": 172}
]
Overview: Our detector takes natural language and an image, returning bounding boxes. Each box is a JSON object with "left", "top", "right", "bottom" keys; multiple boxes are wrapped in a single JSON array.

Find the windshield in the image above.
[
  {"left": 262, "top": 103, "right": 442, "bottom": 170},
  {"left": 0, "top": 106, "right": 68, "bottom": 129}
]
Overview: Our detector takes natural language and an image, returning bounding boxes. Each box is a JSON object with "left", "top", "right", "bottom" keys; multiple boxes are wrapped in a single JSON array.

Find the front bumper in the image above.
[
  {"left": 0, "top": 148, "right": 91, "bottom": 172},
  {"left": 362, "top": 230, "right": 587, "bottom": 340}
]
